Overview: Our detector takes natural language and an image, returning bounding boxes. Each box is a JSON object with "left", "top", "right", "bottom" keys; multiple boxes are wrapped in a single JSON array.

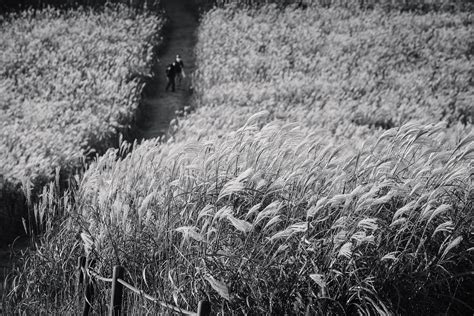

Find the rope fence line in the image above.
[
  {"left": 88, "top": 268, "right": 113, "bottom": 283},
  {"left": 116, "top": 278, "right": 197, "bottom": 315},
  {"left": 77, "top": 256, "right": 211, "bottom": 316}
]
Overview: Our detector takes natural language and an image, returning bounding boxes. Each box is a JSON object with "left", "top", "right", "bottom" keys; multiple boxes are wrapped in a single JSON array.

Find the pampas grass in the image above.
[
  {"left": 2, "top": 3, "right": 473, "bottom": 315},
  {"left": 3, "top": 117, "right": 472, "bottom": 314}
]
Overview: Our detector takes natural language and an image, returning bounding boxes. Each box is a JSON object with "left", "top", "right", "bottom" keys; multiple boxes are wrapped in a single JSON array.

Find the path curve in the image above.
[{"left": 135, "top": 0, "right": 199, "bottom": 140}]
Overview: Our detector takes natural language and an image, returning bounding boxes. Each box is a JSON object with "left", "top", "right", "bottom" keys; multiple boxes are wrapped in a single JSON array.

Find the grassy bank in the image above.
[{"left": 0, "top": 5, "right": 164, "bottom": 243}]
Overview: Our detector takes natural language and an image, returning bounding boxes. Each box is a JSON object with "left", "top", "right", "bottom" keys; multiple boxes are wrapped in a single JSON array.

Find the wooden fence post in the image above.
[
  {"left": 110, "top": 265, "right": 125, "bottom": 316},
  {"left": 83, "top": 258, "right": 95, "bottom": 316},
  {"left": 197, "top": 301, "right": 211, "bottom": 316},
  {"left": 77, "top": 257, "right": 86, "bottom": 310}
]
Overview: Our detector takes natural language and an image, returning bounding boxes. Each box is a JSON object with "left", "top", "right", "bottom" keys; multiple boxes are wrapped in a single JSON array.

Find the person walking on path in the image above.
[
  {"left": 165, "top": 61, "right": 177, "bottom": 92},
  {"left": 175, "top": 54, "right": 185, "bottom": 86}
]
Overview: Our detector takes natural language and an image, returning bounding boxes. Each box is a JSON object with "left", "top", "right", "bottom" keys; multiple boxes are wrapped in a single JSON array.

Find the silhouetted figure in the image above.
[
  {"left": 175, "top": 54, "right": 185, "bottom": 86},
  {"left": 165, "top": 62, "right": 177, "bottom": 92}
]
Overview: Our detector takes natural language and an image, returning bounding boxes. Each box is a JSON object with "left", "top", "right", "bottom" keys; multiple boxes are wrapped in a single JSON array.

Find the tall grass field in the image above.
[
  {"left": 1, "top": 2, "right": 473, "bottom": 315},
  {"left": 0, "top": 5, "right": 163, "bottom": 243},
  {"left": 177, "top": 4, "right": 473, "bottom": 143}
]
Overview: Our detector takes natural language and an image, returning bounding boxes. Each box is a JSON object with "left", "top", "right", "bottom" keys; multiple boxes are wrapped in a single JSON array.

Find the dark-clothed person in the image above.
[
  {"left": 175, "top": 54, "right": 185, "bottom": 85},
  {"left": 165, "top": 62, "right": 177, "bottom": 92}
]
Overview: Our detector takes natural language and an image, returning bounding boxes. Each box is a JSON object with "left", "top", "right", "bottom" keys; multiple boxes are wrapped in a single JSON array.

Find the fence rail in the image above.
[{"left": 77, "top": 256, "right": 211, "bottom": 316}]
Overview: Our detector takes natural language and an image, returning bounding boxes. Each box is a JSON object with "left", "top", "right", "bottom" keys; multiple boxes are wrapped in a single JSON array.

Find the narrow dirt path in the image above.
[{"left": 135, "top": 0, "right": 199, "bottom": 139}]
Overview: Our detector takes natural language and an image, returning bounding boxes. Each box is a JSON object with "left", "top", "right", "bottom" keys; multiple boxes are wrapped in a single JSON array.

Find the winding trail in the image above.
[{"left": 135, "top": 0, "right": 198, "bottom": 139}]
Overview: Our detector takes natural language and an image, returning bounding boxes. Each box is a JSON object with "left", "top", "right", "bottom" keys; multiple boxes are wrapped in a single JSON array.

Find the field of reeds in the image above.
[
  {"left": 3, "top": 116, "right": 473, "bottom": 314},
  {"left": 1, "top": 3, "right": 473, "bottom": 315},
  {"left": 0, "top": 5, "right": 163, "bottom": 242},
  {"left": 209, "top": 0, "right": 474, "bottom": 11},
  {"left": 176, "top": 5, "right": 473, "bottom": 143},
  {"left": 0, "top": 0, "right": 160, "bottom": 13}
]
